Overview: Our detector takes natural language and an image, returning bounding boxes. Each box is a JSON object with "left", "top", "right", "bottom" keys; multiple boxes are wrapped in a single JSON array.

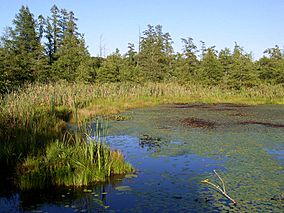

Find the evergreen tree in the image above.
[
  {"left": 44, "top": 5, "right": 61, "bottom": 64},
  {"left": 0, "top": 47, "right": 6, "bottom": 93},
  {"left": 218, "top": 48, "right": 233, "bottom": 86},
  {"left": 50, "top": 5, "right": 61, "bottom": 55},
  {"left": 52, "top": 34, "right": 90, "bottom": 81},
  {"left": 199, "top": 47, "right": 223, "bottom": 85},
  {"left": 227, "top": 43, "right": 258, "bottom": 89},
  {"left": 64, "top": 11, "right": 79, "bottom": 37},
  {"left": 1, "top": 6, "right": 45, "bottom": 88},
  {"left": 37, "top": 15, "right": 45, "bottom": 41},
  {"left": 138, "top": 25, "right": 174, "bottom": 81},
  {"left": 257, "top": 45, "right": 284, "bottom": 84},
  {"left": 50, "top": 7, "right": 91, "bottom": 82},
  {"left": 120, "top": 43, "right": 141, "bottom": 82},
  {"left": 174, "top": 37, "right": 199, "bottom": 83},
  {"left": 96, "top": 49, "right": 123, "bottom": 83},
  {"left": 0, "top": 32, "right": 20, "bottom": 92},
  {"left": 44, "top": 17, "right": 54, "bottom": 64},
  {"left": 59, "top": 9, "right": 69, "bottom": 37},
  {"left": 125, "top": 43, "right": 137, "bottom": 65}
]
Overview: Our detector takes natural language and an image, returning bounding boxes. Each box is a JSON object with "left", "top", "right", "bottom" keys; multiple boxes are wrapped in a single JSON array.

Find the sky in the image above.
[{"left": 1, "top": 0, "right": 284, "bottom": 59}]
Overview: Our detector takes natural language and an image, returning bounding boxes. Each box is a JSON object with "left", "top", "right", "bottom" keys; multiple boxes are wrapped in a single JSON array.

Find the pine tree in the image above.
[
  {"left": 227, "top": 43, "right": 258, "bottom": 89},
  {"left": 1, "top": 6, "right": 45, "bottom": 87},
  {"left": 126, "top": 43, "right": 137, "bottom": 64},
  {"left": 44, "top": 5, "right": 61, "bottom": 64},
  {"left": 218, "top": 48, "right": 233, "bottom": 86},
  {"left": 138, "top": 25, "right": 174, "bottom": 81},
  {"left": 37, "top": 15, "right": 45, "bottom": 41},
  {"left": 50, "top": 5, "right": 61, "bottom": 55},
  {"left": 257, "top": 45, "right": 284, "bottom": 84},
  {"left": 96, "top": 49, "right": 123, "bottom": 82},
  {"left": 120, "top": 43, "right": 141, "bottom": 82},
  {"left": 52, "top": 34, "right": 90, "bottom": 81},
  {"left": 0, "top": 32, "right": 20, "bottom": 92},
  {"left": 0, "top": 46, "right": 6, "bottom": 93},
  {"left": 200, "top": 47, "right": 223, "bottom": 85},
  {"left": 174, "top": 37, "right": 199, "bottom": 83}
]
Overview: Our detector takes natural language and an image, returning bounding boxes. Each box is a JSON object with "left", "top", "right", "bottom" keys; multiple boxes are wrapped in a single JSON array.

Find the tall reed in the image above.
[
  {"left": 0, "top": 81, "right": 283, "bottom": 171},
  {"left": 18, "top": 126, "right": 133, "bottom": 190}
]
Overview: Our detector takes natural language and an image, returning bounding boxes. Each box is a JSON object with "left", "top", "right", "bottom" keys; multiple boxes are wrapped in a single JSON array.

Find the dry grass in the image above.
[{"left": 0, "top": 81, "right": 283, "bottom": 168}]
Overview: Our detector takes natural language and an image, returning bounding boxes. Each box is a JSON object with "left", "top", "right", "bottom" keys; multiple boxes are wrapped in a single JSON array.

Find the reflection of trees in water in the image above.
[
  {"left": 14, "top": 177, "right": 123, "bottom": 212},
  {"left": 72, "top": 185, "right": 109, "bottom": 211}
]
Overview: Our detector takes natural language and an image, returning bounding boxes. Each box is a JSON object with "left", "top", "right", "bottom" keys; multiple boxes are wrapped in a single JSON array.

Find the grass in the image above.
[
  {"left": 18, "top": 127, "right": 133, "bottom": 190},
  {"left": 0, "top": 81, "right": 283, "bottom": 187},
  {"left": 1, "top": 82, "right": 283, "bottom": 125}
]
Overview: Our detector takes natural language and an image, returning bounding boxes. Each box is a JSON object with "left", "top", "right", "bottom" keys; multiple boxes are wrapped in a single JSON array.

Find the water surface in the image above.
[{"left": 1, "top": 104, "right": 283, "bottom": 212}]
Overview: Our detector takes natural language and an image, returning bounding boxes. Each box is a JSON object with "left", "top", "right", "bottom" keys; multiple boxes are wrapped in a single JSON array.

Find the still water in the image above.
[{"left": 1, "top": 104, "right": 284, "bottom": 212}]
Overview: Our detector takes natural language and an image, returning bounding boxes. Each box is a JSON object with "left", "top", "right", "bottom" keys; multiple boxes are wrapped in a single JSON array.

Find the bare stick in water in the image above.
[{"left": 201, "top": 170, "right": 237, "bottom": 205}]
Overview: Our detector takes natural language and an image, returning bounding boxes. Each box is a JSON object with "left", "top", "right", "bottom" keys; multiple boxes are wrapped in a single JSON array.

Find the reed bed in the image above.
[
  {"left": 1, "top": 82, "right": 283, "bottom": 118},
  {"left": 1, "top": 82, "right": 283, "bottom": 115},
  {"left": 0, "top": 81, "right": 283, "bottom": 174},
  {"left": 1, "top": 81, "right": 283, "bottom": 143}
]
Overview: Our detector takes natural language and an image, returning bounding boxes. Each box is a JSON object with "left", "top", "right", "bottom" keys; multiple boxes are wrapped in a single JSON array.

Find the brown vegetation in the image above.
[{"left": 181, "top": 117, "right": 216, "bottom": 129}]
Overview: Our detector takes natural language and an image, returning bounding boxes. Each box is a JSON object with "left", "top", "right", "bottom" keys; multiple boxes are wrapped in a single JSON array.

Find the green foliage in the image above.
[
  {"left": 1, "top": 5, "right": 283, "bottom": 93},
  {"left": 51, "top": 34, "right": 91, "bottom": 81},
  {"left": 76, "top": 57, "right": 96, "bottom": 82},
  {"left": 120, "top": 43, "right": 142, "bottom": 82},
  {"left": 0, "top": 81, "right": 283, "bottom": 183},
  {"left": 200, "top": 47, "right": 223, "bottom": 85},
  {"left": 1, "top": 4, "right": 284, "bottom": 196},
  {"left": 138, "top": 25, "right": 174, "bottom": 81},
  {"left": 226, "top": 44, "right": 258, "bottom": 89},
  {"left": 0, "top": 6, "right": 46, "bottom": 91},
  {"left": 0, "top": 47, "right": 8, "bottom": 93},
  {"left": 96, "top": 49, "right": 123, "bottom": 83},
  {"left": 257, "top": 45, "right": 284, "bottom": 84},
  {"left": 18, "top": 132, "right": 133, "bottom": 190},
  {"left": 173, "top": 38, "right": 199, "bottom": 83}
]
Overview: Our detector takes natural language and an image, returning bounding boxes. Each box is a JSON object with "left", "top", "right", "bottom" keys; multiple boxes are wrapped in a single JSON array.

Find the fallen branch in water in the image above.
[{"left": 201, "top": 170, "right": 237, "bottom": 205}]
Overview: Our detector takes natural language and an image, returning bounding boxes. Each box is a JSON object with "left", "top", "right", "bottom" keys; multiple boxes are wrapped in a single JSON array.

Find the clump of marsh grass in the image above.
[{"left": 18, "top": 128, "right": 133, "bottom": 190}]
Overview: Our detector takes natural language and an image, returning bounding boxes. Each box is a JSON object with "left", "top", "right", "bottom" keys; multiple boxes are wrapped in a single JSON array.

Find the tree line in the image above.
[{"left": 1, "top": 5, "right": 283, "bottom": 93}]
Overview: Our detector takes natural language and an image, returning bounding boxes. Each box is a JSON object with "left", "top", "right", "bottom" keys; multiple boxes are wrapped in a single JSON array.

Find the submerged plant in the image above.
[{"left": 201, "top": 170, "right": 237, "bottom": 205}]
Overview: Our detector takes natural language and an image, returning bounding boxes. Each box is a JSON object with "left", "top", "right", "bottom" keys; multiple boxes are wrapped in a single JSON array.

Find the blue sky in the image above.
[{"left": 1, "top": 0, "right": 284, "bottom": 59}]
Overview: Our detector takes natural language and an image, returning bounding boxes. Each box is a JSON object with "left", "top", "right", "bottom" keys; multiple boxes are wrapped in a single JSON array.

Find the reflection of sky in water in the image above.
[
  {"left": 1, "top": 104, "right": 284, "bottom": 212},
  {"left": 104, "top": 134, "right": 224, "bottom": 212},
  {"left": 265, "top": 148, "right": 284, "bottom": 166}
]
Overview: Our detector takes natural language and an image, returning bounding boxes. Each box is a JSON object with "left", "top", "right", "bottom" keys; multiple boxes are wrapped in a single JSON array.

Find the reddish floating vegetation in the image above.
[
  {"left": 218, "top": 103, "right": 250, "bottom": 108},
  {"left": 181, "top": 117, "right": 215, "bottom": 129},
  {"left": 239, "top": 121, "right": 284, "bottom": 128},
  {"left": 231, "top": 113, "right": 249, "bottom": 117},
  {"left": 174, "top": 103, "right": 209, "bottom": 109},
  {"left": 173, "top": 103, "right": 249, "bottom": 110},
  {"left": 209, "top": 107, "right": 235, "bottom": 111}
]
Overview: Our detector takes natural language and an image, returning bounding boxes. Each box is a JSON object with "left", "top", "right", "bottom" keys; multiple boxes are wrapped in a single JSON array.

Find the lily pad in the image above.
[
  {"left": 125, "top": 174, "right": 138, "bottom": 178},
  {"left": 83, "top": 189, "right": 92, "bottom": 193},
  {"left": 115, "top": 186, "right": 132, "bottom": 191}
]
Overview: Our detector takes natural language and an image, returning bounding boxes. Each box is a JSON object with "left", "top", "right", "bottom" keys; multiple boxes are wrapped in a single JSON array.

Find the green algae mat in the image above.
[
  {"left": 1, "top": 104, "right": 283, "bottom": 212},
  {"left": 106, "top": 103, "right": 284, "bottom": 212}
]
